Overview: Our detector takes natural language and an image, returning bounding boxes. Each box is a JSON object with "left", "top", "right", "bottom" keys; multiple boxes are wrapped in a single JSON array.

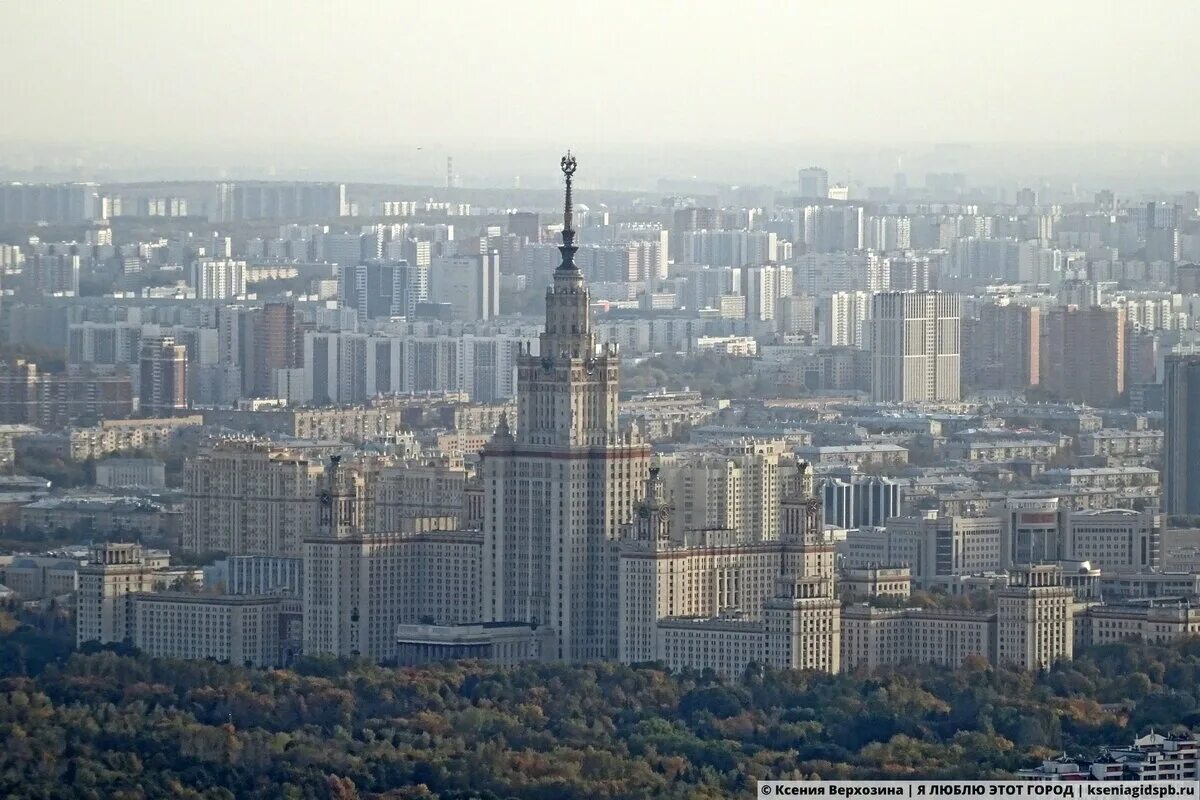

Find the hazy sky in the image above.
[{"left": 4, "top": 0, "right": 1198, "bottom": 154}]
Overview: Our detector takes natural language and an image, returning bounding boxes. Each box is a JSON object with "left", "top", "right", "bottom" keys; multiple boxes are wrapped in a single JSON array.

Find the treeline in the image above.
[{"left": 1, "top": 614, "right": 1199, "bottom": 799}]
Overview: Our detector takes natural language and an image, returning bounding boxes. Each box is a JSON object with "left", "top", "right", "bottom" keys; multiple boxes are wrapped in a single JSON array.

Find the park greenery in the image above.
[{"left": 1, "top": 610, "right": 1200, "bottom": 799}]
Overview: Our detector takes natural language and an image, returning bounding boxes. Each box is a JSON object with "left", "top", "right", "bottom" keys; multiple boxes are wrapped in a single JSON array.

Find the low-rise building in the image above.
[
  {"left": 94, "top": 457, "right": 166, "bottom": 489},
  {"left": 1019, "top": 734, "right": 1199, "bottom": 781},
  {"left": 130, "top": 592, "right": 285, "bottom": 667},
  {"left": 395, "top": 622, "right": 556, "bottom": 666}
]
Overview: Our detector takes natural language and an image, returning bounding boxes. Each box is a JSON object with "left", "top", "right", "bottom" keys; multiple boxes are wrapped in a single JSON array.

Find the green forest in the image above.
[{"left": 2, "top": 611, "right": 1199, "bottom": 799}]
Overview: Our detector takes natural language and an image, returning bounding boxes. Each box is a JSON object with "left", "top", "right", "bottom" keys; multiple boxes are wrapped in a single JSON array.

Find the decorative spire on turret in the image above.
[{"left": 557, "top": 151, "right": 579, "bottom": 272}]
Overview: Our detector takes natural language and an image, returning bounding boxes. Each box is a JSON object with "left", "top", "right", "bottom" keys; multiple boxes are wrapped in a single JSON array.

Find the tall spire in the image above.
[{"left": 558, "top": 151, "right": 579, "bottom": 272}]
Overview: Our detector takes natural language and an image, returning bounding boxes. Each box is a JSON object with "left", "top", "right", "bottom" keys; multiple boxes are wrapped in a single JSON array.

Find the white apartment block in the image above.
[
  {"left": 130, "top": 593, "right": 282, "bottom": 667},
  {"left": 1020, "top": 734, "right": 1199, "bottom": 781},
  {"left": 192, "top": 258, "right": 247, "bottom": 299},
  {"left": 870, "top": 290, "right": 961, "bottom": 403}
]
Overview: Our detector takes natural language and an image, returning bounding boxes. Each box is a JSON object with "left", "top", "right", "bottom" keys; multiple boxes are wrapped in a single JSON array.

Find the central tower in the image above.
[
  {"left": 482, "top": 154, "right": 650, "bottom": 660},
  {"left": 517, "top": 151, "right": 620, "bottom": 447}
]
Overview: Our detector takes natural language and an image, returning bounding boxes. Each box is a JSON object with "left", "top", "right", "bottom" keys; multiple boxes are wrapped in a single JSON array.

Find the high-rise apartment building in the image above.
[
  {"left": 964, "top": 303, "right": 1040, "bottom": 391},
  {"left": 1040, "top": 305, "right": 1126, "bottom": 407},
  {"left": 139, "top": 336, "right": 188, "bottom": 416},
  {"left": 742, "top": 265, "right": 792, "bottom": 323},
  {"left": 183, "top": 440, "right": 326, "bottom": 557},
  {"left": 192, "top": 258, "right": 247, "bottom": 300},
  {"left": 482, "top": 155, "right": 651, "bottom": 661},
  {"left": 1165, "top": 354, "right": 1200, "bottom": 514},
  {"left": 430, "top": 252, "right": 500, "bottom": 321},
  {"left": 658, "top": 442, "right": 785, "bottom": 544},
  {"left": 869, "top": 291, "right": 961, "bottom": 403},
  {"left": 0, "top": 360, "right": 133, "bottom": 428},
  {"left": 0, "top": 182, "right": 100, "bottom": 224}
]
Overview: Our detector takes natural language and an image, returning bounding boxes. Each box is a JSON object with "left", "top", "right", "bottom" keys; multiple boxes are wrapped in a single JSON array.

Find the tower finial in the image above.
[{"left": 557, "top": 151, "right": 579, "bottom": 272}]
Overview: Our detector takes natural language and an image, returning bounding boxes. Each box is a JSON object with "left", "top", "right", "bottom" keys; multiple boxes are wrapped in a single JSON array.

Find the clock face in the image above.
[{"left": 320, "top": 492, "right": 332, "bottom": 507}]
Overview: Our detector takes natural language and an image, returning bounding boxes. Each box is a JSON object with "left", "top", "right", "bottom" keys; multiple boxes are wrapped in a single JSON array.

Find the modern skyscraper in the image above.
[
  {"left": 1164, "top": 354, "right": 1200, "bottom": 514},
  {"left": 482, "top": 154, "right": 650, "bottom": 661},
  {"left": 139, "top": 336, "right": 188, "bottom": 417},
  {"left": 869, "top": 291, "right": 961, "bottom": 403}
]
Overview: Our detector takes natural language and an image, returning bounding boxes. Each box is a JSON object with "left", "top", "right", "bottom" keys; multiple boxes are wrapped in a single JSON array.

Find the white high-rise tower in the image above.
[{"left": 482, "top": 154, "right": 650, "bottom": 660}]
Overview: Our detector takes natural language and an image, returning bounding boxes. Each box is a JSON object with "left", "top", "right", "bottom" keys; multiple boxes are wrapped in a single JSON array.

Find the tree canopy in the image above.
[{"left": 1, "top": 612, "right": 1198, "bottom": 798}]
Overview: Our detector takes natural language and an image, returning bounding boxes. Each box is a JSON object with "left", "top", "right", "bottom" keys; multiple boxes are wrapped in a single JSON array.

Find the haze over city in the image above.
[{"left": 5, "top": 0, "right": 1200, "bottom": 188}]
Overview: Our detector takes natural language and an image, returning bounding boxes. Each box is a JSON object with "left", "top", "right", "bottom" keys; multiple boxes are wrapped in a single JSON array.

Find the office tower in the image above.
[
  {"left": 183, "top": 440, "right": 326, "bottom": 557},
  {"left": 192, "top": 258, "right": 247, "bottom": 299},
  {"left": 1040, "top": 305, "right": 1126, "bottom": 407},
  {"left": 849, "top": 513, "right": 1004, "bottom": 585},
  {"left": 798, "top": 167, "right": 829, "bottom": 200},
  {"left": 820, "top": 469, "right": 900, "bottom": 529},
  {"left": 430, "top": 251, "right": 499, "bottom": 321},
  {"left": 76, "top": 543, "right": 156, "bottom": 645},
  {"left": 1064, "top": 509, "right": 1161, "bottom": 572},
  {"left": 1164, "top": 355, "right": 1200, "bottom": 514},
  {"left": 996, "top": 565, "right": 1073, "bottom": 671},
  {"left": 138, "top": 336, "right": 188, "bottom": 417},
  {"left": 869, "top": 291, "right": 961, "bottom": 403},
  {"left": 482, "top": 154, "right": 650, "bottom": 661},
  {"left": 963, "top": 303, "right": 1040, "bottom": 391},
  {"left": 999, "top": 498, "right": 1067, "bottom": 569}
]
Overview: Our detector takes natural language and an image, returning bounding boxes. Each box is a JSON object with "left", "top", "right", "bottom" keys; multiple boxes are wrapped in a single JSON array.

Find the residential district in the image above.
[{"left": 3, "top": 160, "right": 1200, "bottom": 779}]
